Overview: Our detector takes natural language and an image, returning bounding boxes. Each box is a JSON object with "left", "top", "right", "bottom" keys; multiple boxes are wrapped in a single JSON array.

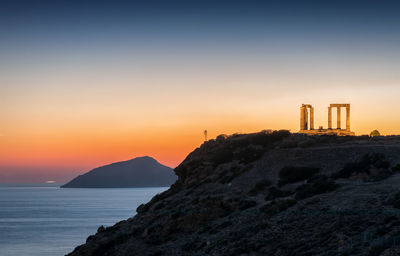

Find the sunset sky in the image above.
[{"left": 1, "top": 1, "right": 400, "bottom": 183}]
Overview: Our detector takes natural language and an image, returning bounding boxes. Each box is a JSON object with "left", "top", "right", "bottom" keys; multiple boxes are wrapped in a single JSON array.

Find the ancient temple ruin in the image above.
[{"left": 299, "top": 103, "right": 355, "bottom": 136}]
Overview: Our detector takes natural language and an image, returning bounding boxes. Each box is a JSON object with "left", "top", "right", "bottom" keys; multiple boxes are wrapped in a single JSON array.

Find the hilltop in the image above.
[
  {"left": 62, "top": 156, "right": 176, "bottom": 188},
  {"left": 68, "top": 131, "right": 400, "bottom": 255}
]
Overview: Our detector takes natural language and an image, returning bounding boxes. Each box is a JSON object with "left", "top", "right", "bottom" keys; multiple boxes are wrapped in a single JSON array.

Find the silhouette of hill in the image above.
[{"left": 61, "top": 156, "right": 176, "bottom": 188}]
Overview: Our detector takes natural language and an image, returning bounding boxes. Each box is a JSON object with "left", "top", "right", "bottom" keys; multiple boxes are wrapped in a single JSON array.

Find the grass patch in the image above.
[
  {"left": 333, "top": 153, "right": 391, "bottom": 179},
  {"left": 386, "top": 191, "right": 400, "bottom": 209},
  {"left": 295, "top": 175, "right": 340, "bottom": 200},
  {"left": 265, "top": 186, "right": 293, "bottom": 200},
  {"left": 259, "top": 199, "right": 297, "bottom": 216},
  {"left": 238, "top": 200, "right": 257, "bottom": 210},
  {"left": 248, "top": 179, "right": 271, "bottom": 196},
  {"left": 392, "top": 164, "right": 400, "bottom": 173},
  {"left": 278, "top": 166, "right": 320, "bottom": 186}
]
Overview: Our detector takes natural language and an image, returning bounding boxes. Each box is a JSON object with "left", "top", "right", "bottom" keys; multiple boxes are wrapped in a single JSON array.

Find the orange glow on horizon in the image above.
[{"left": 2, "top": 85, "right": 400, "bottom": 183}]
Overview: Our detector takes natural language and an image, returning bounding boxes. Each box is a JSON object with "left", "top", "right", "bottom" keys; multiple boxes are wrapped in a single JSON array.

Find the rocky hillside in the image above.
[{"left": 68, "top": 131, "right": 400, "bottom": 256}]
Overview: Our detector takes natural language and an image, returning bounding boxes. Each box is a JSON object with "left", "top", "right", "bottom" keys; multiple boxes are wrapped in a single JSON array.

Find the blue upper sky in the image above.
[{"left": 2, "top": 0, "right": 400, "bottom": 49}]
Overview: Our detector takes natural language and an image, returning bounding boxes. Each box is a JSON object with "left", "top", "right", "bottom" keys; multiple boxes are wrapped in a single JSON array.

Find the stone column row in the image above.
[
  {"left": 300, "top": 105, "right": 314, "bottom": 131},
  {"left": 327, "top": 105, "right": 351, "bottom": 131}
]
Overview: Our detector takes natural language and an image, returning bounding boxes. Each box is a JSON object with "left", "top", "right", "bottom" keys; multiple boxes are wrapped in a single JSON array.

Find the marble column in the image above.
[
  {"left": 310, "top": 107, "right": 314, "bottom": 130},
  {"left": 300, "top": 106, "right": 305, "bottom": 130},
  {"left": 328, "top": 107, "right": 332, "bottom": 129},
  {"left": 337, "top": 107, "right": 341, "bottom": 129},
  {"left": 304, "top": 107, "right": 308, "bottom": 130},
  {"left": 346, "top": 105, "right": 350, "bottom": 131}
]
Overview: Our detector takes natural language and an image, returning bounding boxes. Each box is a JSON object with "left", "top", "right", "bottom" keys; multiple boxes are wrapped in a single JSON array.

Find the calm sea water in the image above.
[{"left": 0, "top": 185, "right": 167, "bottom": 256}]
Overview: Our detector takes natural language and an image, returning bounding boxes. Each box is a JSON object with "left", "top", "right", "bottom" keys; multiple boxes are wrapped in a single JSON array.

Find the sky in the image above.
[{"left": 1, "top": 0, "right": 400, "bottom": 183}]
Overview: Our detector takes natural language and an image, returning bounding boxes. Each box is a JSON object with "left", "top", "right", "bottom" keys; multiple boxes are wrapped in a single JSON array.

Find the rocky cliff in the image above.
[{"left": 67, "top": 131, "right": 400, "bottom": 256}]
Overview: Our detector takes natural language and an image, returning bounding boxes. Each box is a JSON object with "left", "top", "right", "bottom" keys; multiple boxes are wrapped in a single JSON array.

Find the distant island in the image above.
[{"left": 61, "top": 156, "right": 176, "bottom": 188}]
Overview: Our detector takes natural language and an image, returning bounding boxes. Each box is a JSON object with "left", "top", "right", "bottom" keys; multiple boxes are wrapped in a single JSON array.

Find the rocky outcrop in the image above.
[{"left": 67, "top": 131, "right": 400, "bottom": 256}]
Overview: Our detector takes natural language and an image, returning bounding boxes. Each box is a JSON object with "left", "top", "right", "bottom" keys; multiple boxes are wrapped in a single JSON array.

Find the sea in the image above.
[{"left": 0, "top": 184, "right": 168, "bottom": 256}]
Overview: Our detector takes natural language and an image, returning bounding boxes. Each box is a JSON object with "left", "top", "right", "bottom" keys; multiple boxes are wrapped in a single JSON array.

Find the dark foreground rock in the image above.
[{"left": 67, "top": 131, "right": 400, "bottom": 256}]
